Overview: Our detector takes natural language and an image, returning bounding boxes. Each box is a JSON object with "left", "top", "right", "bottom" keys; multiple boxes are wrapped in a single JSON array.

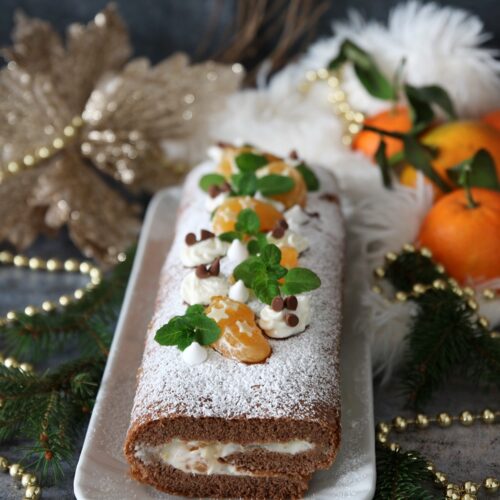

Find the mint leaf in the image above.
[
  {"left": 257, "top": 174, "right": 295, "bottom": 196},
  {"left": 296, "top": 163, "right": 320, "bottom": 191},
  {"left": 235, "top": 152, "right": 268, "bottom": 172},
  {"left": 232, "top": 172, "right": 258, "bottom": 196},
  {"left": 186, "top": 304, "right": 205, "bottom": 316},
  {"left": 155, "top": 316, "right": 191, "bottom": 348},
  {"left": 199, "top": 173, "right": 226, "bottom": 192},
  {"left": 447, "top": 149, "right": 500, "bottom": 191},
  {"left": 267, "top": 263, "right": 287, "bottom": 280},
  {"left": 247, "top": 233, "right": 268, "bottom": 255},
  {"left": 188, "top": 314, "right": 221, "bottom": 345},
  {"left": 281, "top": 268, "right": 321, "bottom": 295},
  {"left": 235, "top": 208, "right": 260, "bottom": 235},
  {"left": 374, "top": 140, "right": 392, "bottom": 189},
  {"left": 253, "top": 274, "right": 280, "bottom": 305},
  {"left": 261, "top": 244, "right": 281, "bottom": 266},
  {"left": 219, "top": 231, "right": 241, "bottom": 242},
  {"left": 234, "top": 257, "right": 266, "bottom": 287}
]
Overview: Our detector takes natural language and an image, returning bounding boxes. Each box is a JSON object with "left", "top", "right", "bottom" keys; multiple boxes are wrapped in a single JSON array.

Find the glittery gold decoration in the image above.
[{"left": 0, "top": 5, "right": 243, "bottom": 263}]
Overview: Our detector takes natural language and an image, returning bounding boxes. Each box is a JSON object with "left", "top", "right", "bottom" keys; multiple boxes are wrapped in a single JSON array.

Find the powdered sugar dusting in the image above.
[{"left": 129, "top": 162, "right": 344, "bottom": 426}]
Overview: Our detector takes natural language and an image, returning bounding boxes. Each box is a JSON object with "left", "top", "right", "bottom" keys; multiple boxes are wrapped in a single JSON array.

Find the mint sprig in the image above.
[
  {"left": 155, "top": 304, "right": 221, "bottom": 351},
  {"left": 235, "top": 152, "right": 269, "bottom": 172},
  {"left": 219, "top": 208, "right": 261, "bottom": 243},
  {"left": 233, "top": 243, "right": 320, "bottom": 304},
  {"left": 231, "top": 172, "right": 295, "bottom": 197},
  {"left": 296, "top": 162, "right": 320, "bottom": 191}
]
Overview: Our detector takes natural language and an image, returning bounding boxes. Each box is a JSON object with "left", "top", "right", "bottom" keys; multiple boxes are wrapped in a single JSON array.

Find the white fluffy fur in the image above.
[{"left": 203, "top": 2, "right": 500, "bottom": 378}]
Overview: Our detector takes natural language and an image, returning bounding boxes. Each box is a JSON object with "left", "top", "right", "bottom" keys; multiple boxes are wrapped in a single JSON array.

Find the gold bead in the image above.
[
  {"left": 413, "top": 284, "right": 427, "bottom": 295},
  {"left": 341, "top": 134, "right": 352, "bottom": 146},
  {"left": 433, "top": 279, "right": 446, "bottom": 290},
  {"left": 72, "top": 116, "right": 84, "bottom": 127},
  {"left": 38, "top": 146, "right": 51, "bottom": 159},
  {"left": 459, "top": 411, "right": 474, "bottom": 426},
  {"left": 403, "top": 243, "right": 415, "bottom": 252},
  {"left": 52, "top": 137, "right": 64, "bottom": 149},
  {"left": 484, "top": 477, "right": 499, "bottom": 492},
  {"left": 90, "top": 267, "right": 102, "bottom": 284},
  {"left": 7, "top": 161, "right": 19, "bottom": 173},
  {"left": 24, "top": 306, "right": 38, "bottom": 317},
  {"left": 377, "top": 422, "right": 390, "bottom": 434},
  {"left": 478, "top": 317, "right": 490, "bottom": 328},
  {"left": 415, "top": 413, "right": 429, "bottom": 428},
  {"left": 461, "top": 494, "right": 476, "bottom": 500},
  {"left": 393, "top": 416, "right": 407, "bottom": 431},
  {"left": 46, "top": 258, "right": 63, "bottom": 271},
  {"left": 348, "top": 123, "right": 361, "bottom": 134},
  {"left": 4, "top": 357, "right": 19, "bottom": 369},
  {"left": 420, "top": 247, "right": 432, "bottom": 258},
  {"left": 64, "top": 259, "right": 80, "bottom": 272},
  {"left": 28, "top": 257, "right": 44, "bottom": 270},
  {"left": 0, "top": 250, "right": 14, "bottom": 264},
  {"left": 63, "top": 125, "right": 75, "bottom": 137},
  {"left": 467, "top": 299, "right": 478, "bottom": 311},
  {"left": 327, "top": 76, "right": 339, "bottom": 87},
  {"left": 58, "top": 295, "right": 72, "bottom": 307},
  {"left": 385, "top": 252, "right": 398, "bottom": 262},
  {"left": 373, "top": 267, "right": 385, "bottom": 278},
  {"left": 117, "top": 252, "right": 127, "bottom": 263},
  {"left": 481, "top": 408, "right": 495, "bottom": 424},
  {"left": 446, "top": 492, "right": 460, "bottom": 500},
  {"left": 74, "top": 288, "right": 85, "bottom": 300},
  {"left": 437, "top": 412, "right": 452, "bottom": 427},
  {"left": 21, "top": 472, "right": 37, "bottom": 487},
  {"left": 19, "top": 362, "right": 33, "bottom": 373},
  {"left": 464, "top": 481, "right": 479, "bottom": 494},
  {"left": 79, "top": 262, "right": 92, "bottom": 274},
  {"left": 426, "top": 462, "right": 435, "bottom": 473},
  {"left": 41, "top": 301, "right": 56, "bottom": 313},
  {"left": 371, "top": 285, "right": 382, "bottom": 294},
  {"left": 483, "top": 289, "right": 496, "bottom": 300},
  {"left": 305, "top": 70, "right": 317, "bottom": 82},
  {"left": 453, "top": 287, "right": 464, "bottom": 297},
  {"left": 13, "top": 255, "right": 29, "bottom": 267},
  {"left": 377, "top": 432, "right": 388, "bottom": 444},
  {"left": 9, "top": 463, "right": 23, "bottom": 478},
  {"left": 435, "top": 471, "right": 447, "bottom": 484},
  {"left": 25, "top": 485, "right": 41, "bottom": 499},
  {"left": 389, "top": 442, "right": 400, "bottom": 452},
  {"left": 491, "top": 331, "right": 500, "bottom": 339},
  {"left": 0, "top": 456, "right": 8, "bottom": 471},
  {"left": 317, "top": 68, "right": 329, "bottom": 80},
  {"left": 395, "top": 291, "right": 407, "bottom": 302},
  {"left": 463, "top": 286, "right": 475, "bottom": 297}
]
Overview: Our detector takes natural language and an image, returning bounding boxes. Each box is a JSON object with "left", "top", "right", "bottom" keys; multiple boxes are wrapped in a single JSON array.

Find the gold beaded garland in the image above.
[
  {"left": 0, "top": 251, "right": 104, "bottom": 325},
  {"left": 0, "top": 456, "right": 41, "bottom": 499},
  {"left": 376, "top": 408, "right": 499, "bottom": 498}
]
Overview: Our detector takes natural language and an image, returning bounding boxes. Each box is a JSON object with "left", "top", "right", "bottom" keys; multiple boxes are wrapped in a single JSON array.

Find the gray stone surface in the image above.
[{"left": 0, "top": 237, "right": 498, "bottom": 499}]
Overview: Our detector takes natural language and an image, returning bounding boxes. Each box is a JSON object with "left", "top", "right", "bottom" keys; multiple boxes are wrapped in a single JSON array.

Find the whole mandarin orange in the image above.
[
  {"left": 400, "top": 121, "right": 500, "bottom": 197},
  {"left": 418, "top": 188, "right": 500, "bottom": 284},
  {"left": 212, "top": 196, "right": 283, "bottom": 235},
  {"left": 261, "top": 161, "right": 307, "bottom": 208},
  {"left": 481, "top": 110, "right": 500, "bottom": 132},
  {"left": 352, "top": 106, "right": 412, "bottom": 160}
]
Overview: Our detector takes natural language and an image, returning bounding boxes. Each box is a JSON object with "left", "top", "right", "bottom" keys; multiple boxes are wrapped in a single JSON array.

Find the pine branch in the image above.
[
  {"left": 0, "top": 248, "right": 134, "bottom": 361},
  {"left": 375, "top": 444, "right": 439, "bottom": 500},
  {"left": 383, "top": 251, "right": 500, "bottom": 408}
]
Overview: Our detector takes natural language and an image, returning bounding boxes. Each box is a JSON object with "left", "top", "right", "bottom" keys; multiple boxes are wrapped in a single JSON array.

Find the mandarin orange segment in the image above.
[
  {"left": 280, "top": 246, "right": 299, "bottom": 269},
  {"left": 206, "top": 296, "right": 271, "bottom": 363},
  {"left": 262, "top": 161, "right": 307, "bottom": 209},
  {"left": 212, "top": 196, "right": 283, "bottom": 235}
]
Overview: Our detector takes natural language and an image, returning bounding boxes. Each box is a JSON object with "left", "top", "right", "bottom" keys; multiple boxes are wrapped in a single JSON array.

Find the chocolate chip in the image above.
[
  {"left": 284, "top": 295, "right": 298, "bottom": 310},
  {"left": 185, "top": 233, "right": 197, "bottom": 246},
  {"left": 208, "top": 185, "right": 221, "bottom": 198},
  {"left": 220, "top": 181, "right": 232, "bottom": 193},
  {"left": 320, "top": 193, "right": 339, "bottom": 204},
  {"left": 271, "top": 296, "right": 284, "bottom": 311},
  {"left": 278, "top": 219, "right": 289, "bottom": 230},
  {"left": 200, "top": 229, "right": 215, "bottom": 240},
  {"left": 271, "top": 226, "right": 285, "bottom": 239},
  {"left": 195, "top": 265, "right": 210, "bottom": 279},
  {"left": 285, "top": 313, "right": 299, "bottom": 327},
  {"left": 216, "top": 141, "right": 232, "bottom": 148},
  {"left": 209, "top": 257, "right": 220, "bottom": 276},
  {"left": 289, "top": 150, "right": 299, "bottom": 159}
]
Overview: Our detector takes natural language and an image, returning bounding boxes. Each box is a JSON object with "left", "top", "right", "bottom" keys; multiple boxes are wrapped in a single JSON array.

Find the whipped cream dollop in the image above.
[
  {"left": 226, "top": 239, "right": 249, "bottom": 266},
  {"left": 181, "top": 238, "right": 229, "bottom": 267},
  {"left": 285, "top": 205, "right": 310, "bottom": 231},
  {"left": 181, "top": 342, "right": 208, "bottom": 366},
  {"left": 258, "top": 296, "right": 311, "bottom": 339},
  {"left": 268, "top": 229, "right": 309, "bottom": 253},
  {"left": 181, "top": 271, "right": 229, "bottom": 305},
  {"left": 205, "top": 191, "right": 229, "bottom": 212},
  {"left": 228, "top": 280, "right": 249, "bottom": 303}
]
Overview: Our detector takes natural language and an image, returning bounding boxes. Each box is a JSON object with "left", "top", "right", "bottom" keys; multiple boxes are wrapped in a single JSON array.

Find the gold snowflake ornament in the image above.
[{"left": 0, "top": 5, "right": 243, "bottom": 263}]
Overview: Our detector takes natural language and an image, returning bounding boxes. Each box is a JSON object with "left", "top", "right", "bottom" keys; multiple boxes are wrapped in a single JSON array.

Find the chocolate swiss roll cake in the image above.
[{"left": 124, "top": 144, "right": 344, "bottom": 498}]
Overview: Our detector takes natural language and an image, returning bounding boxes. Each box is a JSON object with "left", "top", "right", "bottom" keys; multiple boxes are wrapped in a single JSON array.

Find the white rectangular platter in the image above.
[{"left": 74, "top": 187, "right": 376, "bottom": 500}]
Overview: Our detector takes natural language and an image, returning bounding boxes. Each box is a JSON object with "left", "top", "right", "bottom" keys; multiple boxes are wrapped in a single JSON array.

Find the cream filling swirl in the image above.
[
  {"left": 181, "top": 271, "right": 229, "bottom": 305},
  {"left": 258, "top": 296, "right": 311, "bottom": 339}
]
